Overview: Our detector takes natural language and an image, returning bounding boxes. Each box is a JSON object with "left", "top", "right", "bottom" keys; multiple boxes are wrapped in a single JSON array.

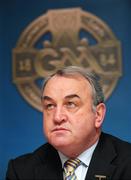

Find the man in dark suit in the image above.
[{"left": 6, "top": 66, "right": 131, "bottom": 180}]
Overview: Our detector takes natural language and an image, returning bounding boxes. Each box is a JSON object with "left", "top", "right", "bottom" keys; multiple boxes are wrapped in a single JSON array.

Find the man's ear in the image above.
[{"left": 95, "top": 103, "right": 106, "bottom": 128}]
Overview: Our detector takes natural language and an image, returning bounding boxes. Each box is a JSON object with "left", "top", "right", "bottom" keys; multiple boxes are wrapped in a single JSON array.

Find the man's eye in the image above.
[
  {"left": 66, "top": 102, "right": 76, "bottom": 108},
  {"left": 44, "top": 104, "right": 55, "bottom": 110}
]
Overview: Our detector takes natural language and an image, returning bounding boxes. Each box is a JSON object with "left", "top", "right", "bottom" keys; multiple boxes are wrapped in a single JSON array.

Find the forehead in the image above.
[{"left": 43, "top": 74, "right": 93, "bottom": 98}]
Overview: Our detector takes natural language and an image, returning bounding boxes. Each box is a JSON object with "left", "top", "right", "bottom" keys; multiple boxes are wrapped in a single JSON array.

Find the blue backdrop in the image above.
[{"left": 1, "top": 0, "right": 131, "bottom": 179}]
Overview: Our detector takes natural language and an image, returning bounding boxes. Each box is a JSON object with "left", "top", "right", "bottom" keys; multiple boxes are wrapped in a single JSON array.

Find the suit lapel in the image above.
[
  {"left": 85, "top": 133, "right": 117, "bottom": 180},
  {"left": 35, "top": 163, "right": 63, "bottom": 180},
  {"left": 34, "top": 144, "right": 63, "bottom": 180}
]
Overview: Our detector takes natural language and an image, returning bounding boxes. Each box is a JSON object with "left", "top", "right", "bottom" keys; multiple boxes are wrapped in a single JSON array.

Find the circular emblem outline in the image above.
[{"left": 13, "top": 8, "right": 122, "bottom": 111}]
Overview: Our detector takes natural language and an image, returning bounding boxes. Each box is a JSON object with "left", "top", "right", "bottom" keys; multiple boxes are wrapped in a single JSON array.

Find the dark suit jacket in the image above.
[{"left": 6, "top": 132, "right": 131, "bottom": 180}]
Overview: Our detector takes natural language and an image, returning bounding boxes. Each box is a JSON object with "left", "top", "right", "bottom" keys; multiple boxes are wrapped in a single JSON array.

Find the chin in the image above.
[
  {"left": 52, "top": 141, "right": 78, "bottom": 157},
  {"left": 50, "top": 138, "right": 71, "bottom": 149}
]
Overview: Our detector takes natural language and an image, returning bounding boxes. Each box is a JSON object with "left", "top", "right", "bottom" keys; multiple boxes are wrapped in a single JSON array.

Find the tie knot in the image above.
[{"left": 64, "top": 158, "right": 81, "bottom": 173}]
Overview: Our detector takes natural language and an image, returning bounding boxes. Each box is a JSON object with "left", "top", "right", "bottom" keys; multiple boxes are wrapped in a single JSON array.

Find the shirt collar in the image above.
[{"left": 58, "top": 140, "right": 99, "bottom": 168}]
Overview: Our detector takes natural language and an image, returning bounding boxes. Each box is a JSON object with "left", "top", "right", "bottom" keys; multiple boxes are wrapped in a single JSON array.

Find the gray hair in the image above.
[{"left": 42, "top": 66, "right": 104, "bottom": 107}]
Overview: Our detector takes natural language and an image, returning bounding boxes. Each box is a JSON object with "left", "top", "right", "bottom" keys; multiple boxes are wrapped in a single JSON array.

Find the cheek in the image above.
[
  {"left": 43, "top": 111, "right": 53, "bottom": 124},
  {"left": 43, "top": 115, "right": 51, "bottom": 133},
  {"left": 43, "top": 118, "right": 52, "bottom": 139},
  {"left": 72, "top": 112, "right": 95, "bottom": 130}
]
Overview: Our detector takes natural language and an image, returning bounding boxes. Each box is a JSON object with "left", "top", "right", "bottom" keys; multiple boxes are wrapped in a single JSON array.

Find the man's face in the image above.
[{"left": 42, "top": 75, "right": 105, "bottom": 156}]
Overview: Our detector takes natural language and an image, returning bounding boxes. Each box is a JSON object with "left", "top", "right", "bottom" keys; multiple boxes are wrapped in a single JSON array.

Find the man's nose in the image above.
[{"left": 53, "top": 106, "right": 67, "bottom": 123}]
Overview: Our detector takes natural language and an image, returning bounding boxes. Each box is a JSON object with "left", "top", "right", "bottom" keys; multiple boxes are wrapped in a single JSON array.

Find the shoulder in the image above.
[
  {"left": 6, "top": 144, "right": 61, "bottom": 179},
  {"left": 9, "top": 143, "right": 57, "bottom": 169},
  {"left": 101, "top": 132, "right": 131, "bottom": 155}
]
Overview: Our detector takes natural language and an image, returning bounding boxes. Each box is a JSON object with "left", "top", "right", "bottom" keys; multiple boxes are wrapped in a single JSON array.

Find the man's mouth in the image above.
[{"left": 52, "top": 127, "right": 69, "bottom": 132}]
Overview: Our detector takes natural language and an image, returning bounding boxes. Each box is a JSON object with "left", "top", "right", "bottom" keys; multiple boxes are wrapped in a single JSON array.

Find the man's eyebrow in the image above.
[
  {"left": 65, "top": 94, "right": 80, "bottom": 99},
  {"left": 41, "top": 96, "right": 53, "bottom": 101}
]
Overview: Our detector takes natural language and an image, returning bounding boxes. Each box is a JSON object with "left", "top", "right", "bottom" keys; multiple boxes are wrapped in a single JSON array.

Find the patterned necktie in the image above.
[{"left": 64, "top": 158, "right": 81, "bottom": 180}]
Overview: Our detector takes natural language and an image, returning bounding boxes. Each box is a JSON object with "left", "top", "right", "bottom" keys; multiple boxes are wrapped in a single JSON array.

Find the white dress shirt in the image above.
[{"left": 58, "top": 140, "right": 98, "bottom": 180}]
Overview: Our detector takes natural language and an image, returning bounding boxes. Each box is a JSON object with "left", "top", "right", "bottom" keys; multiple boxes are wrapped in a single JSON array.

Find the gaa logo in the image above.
[{"left": 13, "top": 8, "right": 122, "bottom": 111}]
